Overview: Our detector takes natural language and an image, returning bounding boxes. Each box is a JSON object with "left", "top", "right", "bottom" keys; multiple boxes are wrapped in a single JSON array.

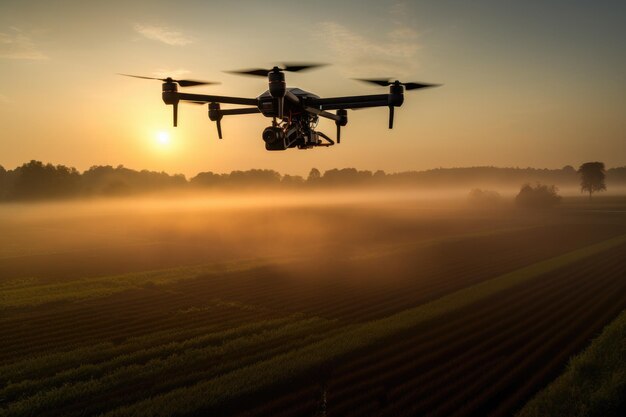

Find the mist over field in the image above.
[
  {"left": 1, "top": 179, "right": 626, "bottom": 417},
  {"left": 0, "top": 191, "right": 505, "bottom": 278}
]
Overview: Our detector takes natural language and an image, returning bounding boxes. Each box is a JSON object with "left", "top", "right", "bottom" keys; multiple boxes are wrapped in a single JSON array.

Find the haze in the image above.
[{"left": 1, "top": 0, "right": 625, "bottom": 176}]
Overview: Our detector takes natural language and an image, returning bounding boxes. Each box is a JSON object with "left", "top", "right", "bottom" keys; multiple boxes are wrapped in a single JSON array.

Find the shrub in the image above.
[{"left": 515, "top": 183, "right": 561, "bottom": 208}]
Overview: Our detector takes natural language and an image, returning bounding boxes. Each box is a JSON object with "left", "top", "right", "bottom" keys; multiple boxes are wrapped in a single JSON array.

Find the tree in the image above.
[
  {"left": 307, "top": 168, "right": 321, "bottom": 183},
  {"left": 515, "top": 183, "right": 561, "bottom": 208},
  {"left": 11, "top": 160, "right": 81, "bottom": 199},
  {"left": 578, "top": 162, "right": 606, "bottom": 200},
  {"left": 281, "top": 174, "right": 304, "bottom": 186}
]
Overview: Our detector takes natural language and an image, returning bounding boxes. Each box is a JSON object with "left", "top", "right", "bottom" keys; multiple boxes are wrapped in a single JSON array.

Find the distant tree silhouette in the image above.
[
  {"left": 0, "top": 161, "right": 625, "bottom": 203},
  {"left": 578, "top": 162, "right": 606, "bottom": 200},
  {"left": 228, "top": 169, "right": 281, "bottom": 187},
  {"left": 321, "top": 168, "right": 372, "bottom": 185},
  {"left": 10, "top": 160, "right": 81, "bottom": 200},
  {"left": 307, "top": 168, "right": 321, "bottom": 182},
  {"left": 281, "top": 174, "right": 305, "bottom": 186},
  {"left": 82, "top": 165, "right": 186, "bottom": 195},
  {"left": 190, "top": 171, "right": 227, "bottom": 188},
  {"left": 0, "top": 165, "right": 6, "bottom": 199},
  {"left": 515, "top": 183, "right": 561, "bottom": 208}
]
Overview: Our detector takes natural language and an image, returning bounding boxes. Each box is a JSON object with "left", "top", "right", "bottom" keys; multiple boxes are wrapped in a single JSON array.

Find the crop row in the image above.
[
  {"left": 0, "top": 228, "right": 545, "bottom": 362},
  {"left": 394, "top": 266, "right": 623, "bottom": 416},
  {"left": 0, "top": 317, "right": 337, "bottom": 417},
  {"left": 516, "top": 309, "right": 626, "bottom": 417},
  {"left": 93, "top": 235, "right": 626, "bottom": 417},
  {"left": 236, "top": 251, "right": 613, "bottom": 417},
  {"left": 0, "top": 257, "right": 276, "bottom": 309},
  {"left": 0, "top": 316, "right": 306, "bottom": 391},
  {"left": 0, "top": 299, "right": 276, "bottom": 364},
  {"left": 167, "top": 229, "right": 566, "bottom": 327},
  {"left": 171, "top": 224, "right": 623, "bottom": 325},
  {"left": 241, "top": 244, "right": 626, "bottom": 417},
  {"left": 328, "top": 247, "right": 626, "bottom": 417},
  {"left": 2, "top": 223, "right": 611, "bottom": 364},
  {"left": 0, "top": 269, "right": 307, "bottom": 362}
]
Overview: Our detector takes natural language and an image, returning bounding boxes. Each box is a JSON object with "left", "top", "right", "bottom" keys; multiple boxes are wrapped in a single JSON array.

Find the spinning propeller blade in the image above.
[
  {"left": 281, "top": 63, "right": 327, "bottom": 72},
  {"left": 354, "top": 78, "right": 441, "bottom": 90},
  {"left": 118, "top": 73, "right": 219, "bottom": 87},
  {"left": 226, "top": 63, "right": 327, "bottom": 77}
]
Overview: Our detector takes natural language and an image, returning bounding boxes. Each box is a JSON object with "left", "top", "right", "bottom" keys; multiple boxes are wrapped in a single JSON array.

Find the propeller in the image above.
[
  {"left": 354, "top": 78, "right": 441, "bottom": 90},
  {"left": 119, "top": 73, "right": 219, "bottom": 127},
  {"left": 118, "top": 73, "right": 219, "bottom": 87},
  {"left": 226, "top": 63, "right": 327, "bottom": 77},
  {"left": 354, "top": 79, "right": 441, "bottom": 129}
]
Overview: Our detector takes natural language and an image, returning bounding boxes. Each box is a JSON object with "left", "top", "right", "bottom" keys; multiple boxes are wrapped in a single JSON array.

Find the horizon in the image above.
[{"left": 1, "top": 159, "right": 624, "bottom": 178}]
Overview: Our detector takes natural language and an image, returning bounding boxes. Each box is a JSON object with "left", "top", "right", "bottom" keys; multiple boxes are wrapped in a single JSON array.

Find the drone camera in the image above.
[{"left": 263, "top": 126, "right": 287, "bottom": 150}]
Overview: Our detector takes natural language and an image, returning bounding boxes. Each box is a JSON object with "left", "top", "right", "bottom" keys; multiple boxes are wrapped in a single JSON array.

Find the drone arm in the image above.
[
  {"left": 207, "top": 105, "right": 261, "bottom": 140},
  {"left": 175, "top": 92, "right": 258, "bottom": 106},
  {"left": 306, "top": 94, "right": 389, "bottom": 111},
  {"left": 219, "top": 108, "right": 261, "bottom": 116},
  {"left": 303, "top": 106, "right": 342, "bottom": 122}
]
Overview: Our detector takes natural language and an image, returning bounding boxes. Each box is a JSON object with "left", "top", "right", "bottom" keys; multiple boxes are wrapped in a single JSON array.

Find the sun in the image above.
[{"left": 156, "top": 131, "right": 170, "bottom": 145}]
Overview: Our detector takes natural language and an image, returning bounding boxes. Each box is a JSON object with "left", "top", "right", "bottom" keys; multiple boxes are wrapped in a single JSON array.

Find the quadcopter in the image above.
[{"left": 121, "top": 64, "right": 439, "bottom": 151}]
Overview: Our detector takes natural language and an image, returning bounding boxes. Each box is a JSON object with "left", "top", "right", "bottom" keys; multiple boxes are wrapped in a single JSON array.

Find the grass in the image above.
[
  {"left": 0, "top": 317, "right": 336, "bottom": 417},
  {"left": 516, "top": 309, "right": 626, "bottom": 417},
  {"left": 0, "top": 316, "right": 304, "bottom": 386},
  {"left": 98, "top": 234, "right": 626, "bottom": 417}
]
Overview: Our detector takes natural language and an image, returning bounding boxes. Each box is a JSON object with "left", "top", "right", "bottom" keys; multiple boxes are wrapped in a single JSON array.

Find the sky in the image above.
[{"left": 0, "top": 0, "right": 624, "bottom": 177}]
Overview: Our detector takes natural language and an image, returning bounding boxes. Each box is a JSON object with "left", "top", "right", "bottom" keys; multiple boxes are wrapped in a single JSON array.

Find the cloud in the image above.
[
  {"left": 134, "top": 24, "right": 193, "bottom": 46},
  {"left": 317, "top": 6, "right": 420, "bottom": 76},
  {"left": 0, "top": 29, "right": 48, "bottom": 60}
]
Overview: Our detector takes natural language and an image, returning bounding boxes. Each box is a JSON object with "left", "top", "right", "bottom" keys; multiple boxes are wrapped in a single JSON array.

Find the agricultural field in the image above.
[{"left": 0, "top": 194, "right": 625, "bottom": 416}]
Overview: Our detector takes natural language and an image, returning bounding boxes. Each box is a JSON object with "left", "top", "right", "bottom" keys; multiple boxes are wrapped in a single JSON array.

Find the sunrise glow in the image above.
[{"left": 156, "top": 131, "right": 170, "bottom": 146}]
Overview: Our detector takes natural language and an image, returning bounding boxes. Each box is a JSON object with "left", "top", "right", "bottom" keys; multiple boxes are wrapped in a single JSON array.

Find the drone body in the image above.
[{"left": 122, "top": 65, "right": 439, "bottom": 151}]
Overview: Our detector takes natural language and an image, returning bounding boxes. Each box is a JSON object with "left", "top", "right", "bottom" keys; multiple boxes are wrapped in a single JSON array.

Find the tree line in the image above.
[{"left": 0, "top": 160, "right": 622, "bottom": 201}]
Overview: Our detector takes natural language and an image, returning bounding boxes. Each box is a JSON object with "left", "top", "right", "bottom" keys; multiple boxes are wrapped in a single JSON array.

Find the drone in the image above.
[{"left": 120, "top": 64, "right": 439, "bottom": 151}]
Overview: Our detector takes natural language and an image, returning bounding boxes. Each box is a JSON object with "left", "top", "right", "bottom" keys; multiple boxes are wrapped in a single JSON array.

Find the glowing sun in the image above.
[{"left": 156, "top": 131, "right": 170, "bottom": 145}]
